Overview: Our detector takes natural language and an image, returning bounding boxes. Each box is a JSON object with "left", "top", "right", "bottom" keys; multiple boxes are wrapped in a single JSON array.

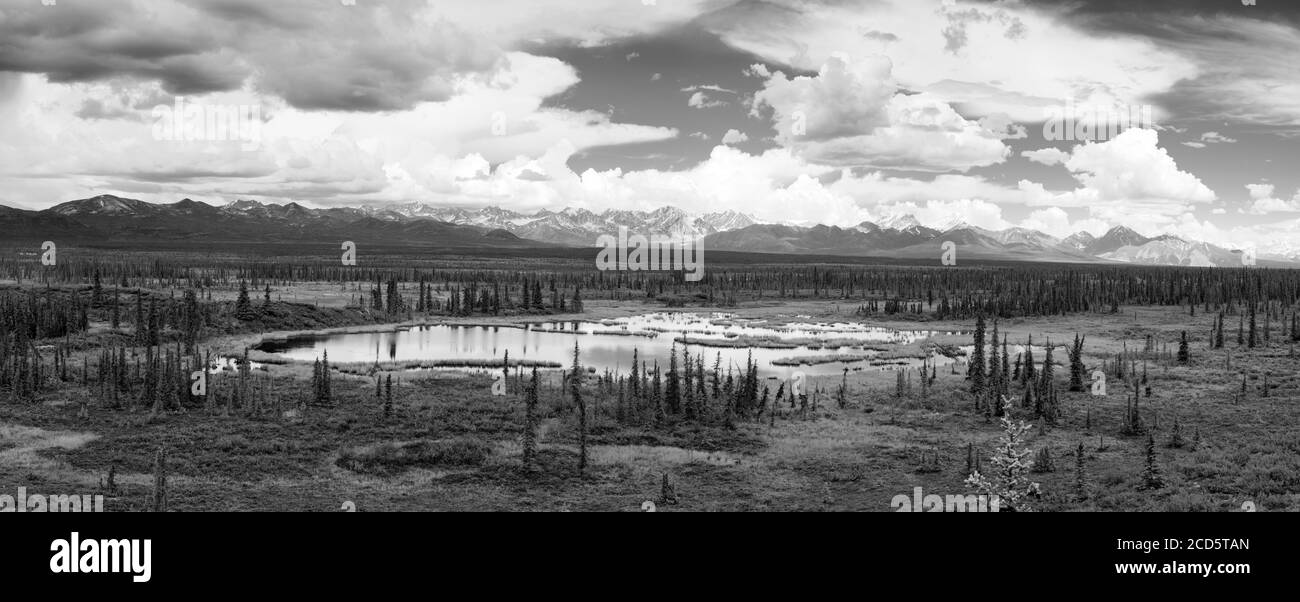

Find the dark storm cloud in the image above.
[
  {"left": 0, "top": 0, "right": 498, "bottom": 111},
  {"left": 196, "top": 0, "right": 312, "bottom": 30},
  {"left": 0, "top": 1, "right": 235, "bottom": 94},
  {"left": 992, "top": 0, "right": 1300, "bottom": 25},
  {"left": 966, "top": 0, "right": 1300, "bottom": 46}
]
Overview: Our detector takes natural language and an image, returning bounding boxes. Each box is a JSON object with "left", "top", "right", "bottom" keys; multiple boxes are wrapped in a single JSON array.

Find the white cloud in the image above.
[
  {"left": 753, "top": 55, "right": 1008, "bottom": 171},
  {"left": 1248, "top": 183, "right": 1276, "bottom": 200},
  {"left": 0, "top": 53, "right": 678, "bottom": 207},
  {"left": 1017, "top": 129, "right": 1216, "bottom": 230},
  {"left": 1200, "top": 131, "right": 1237, "bottom": 144},
  {"left": 687, "top": 91, "right": 728, "bottom": 109},
  {"left": 709, "top": 0, "right": 1196, "bottom": 124},
  {"left": 1245, "top": 182, "right": 1300, "bottom": 214},
  {"left": 681, "top": 85, "right": 737, "bottom": 94},
  {"left": 1063, "top": 129, "right": 1215, "bottom": 205},
  {"left": 1021, "top": 147, "right": 1068, "bottom": 166},
  {"left": 721, "top": 129, "right": 749, "bottom": 145}
]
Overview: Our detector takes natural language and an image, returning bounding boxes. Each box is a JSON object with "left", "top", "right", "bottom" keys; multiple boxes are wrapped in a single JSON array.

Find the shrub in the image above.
[{"left": 336, "top": 438, "right": 492, "bottom": 475}]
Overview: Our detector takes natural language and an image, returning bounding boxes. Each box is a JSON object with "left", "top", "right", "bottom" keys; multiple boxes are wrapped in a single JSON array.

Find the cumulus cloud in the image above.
[
  {"left": 752, "top": 55, "right": 1008, "bottom": 171},
  {"left": 687, "top": 91, "right": 728, "bottom": 109},
  {"left": 1063, "top": 129, "right": 1215, "bottom": 204},
  {"left": 705, "top": 0, "right": 1196, "bottom": 124},
  {"left": 978, "top": 113, "right": 1028, "bottom": 140},
  {"left": 0, "top": 0, "right": 714, "bottom": 112},
  {"left": 1021, "top": 147, "right": 1068, "bottom": 166},
  {"left": 0, "top": 0, "right": 498, "bottom": 112},
  {"left": 1245, "top": 183, "right": 1300, "bottom": 214},
  {"left": 0, "top": 53, "right": 677, "bottom": 206},
  {"left": 721, "top": 129, "right": 749, "bottom": 145},
  {"left": 1012, "top": 129, "right": 1217, "bottom": 233}
]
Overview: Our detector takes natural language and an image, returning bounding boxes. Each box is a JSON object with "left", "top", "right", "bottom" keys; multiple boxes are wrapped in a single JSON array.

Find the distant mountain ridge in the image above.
[
  {"left": 1, "top": 195, "right": 1294, "bottom": 267},
  {"left": 357, "top": 202, "right": 757, "bottom": 247},
  {"left": 10, "top": 195, "right": 536, "bottom": 248}
]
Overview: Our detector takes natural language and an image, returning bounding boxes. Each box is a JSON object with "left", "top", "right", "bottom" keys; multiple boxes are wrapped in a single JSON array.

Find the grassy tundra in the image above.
[
  {"left": 2, "top": 245, "right": 1298, "bottom": 511},
  {"left": 2, "top": 284, "right": 1296, "bottom": 511}
]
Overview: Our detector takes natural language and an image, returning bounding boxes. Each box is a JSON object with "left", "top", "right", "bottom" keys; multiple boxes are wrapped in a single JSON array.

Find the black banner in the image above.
[{"left": 2, "top": 511, "right": 1284, "bottom": 592}]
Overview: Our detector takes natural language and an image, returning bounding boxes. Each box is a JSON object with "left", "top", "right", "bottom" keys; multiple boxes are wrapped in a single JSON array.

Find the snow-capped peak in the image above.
[{"left": 878, "top": 214, "right": 921, "bottom": 230}]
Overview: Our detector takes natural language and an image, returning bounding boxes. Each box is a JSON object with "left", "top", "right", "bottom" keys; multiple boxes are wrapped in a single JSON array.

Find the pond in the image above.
[{"left": 254, "top": 312, "right": 965, "bottom": 380}]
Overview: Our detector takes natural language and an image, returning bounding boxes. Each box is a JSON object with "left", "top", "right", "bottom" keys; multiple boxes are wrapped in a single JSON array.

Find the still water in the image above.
[{"left": 255, "top": 313, "right": 960, "bottom": 380}]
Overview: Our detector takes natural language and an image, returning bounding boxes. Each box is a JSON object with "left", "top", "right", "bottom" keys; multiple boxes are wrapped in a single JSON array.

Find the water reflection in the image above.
[{"left": 256, "top": 312, "right": 959, "bottom": 379}]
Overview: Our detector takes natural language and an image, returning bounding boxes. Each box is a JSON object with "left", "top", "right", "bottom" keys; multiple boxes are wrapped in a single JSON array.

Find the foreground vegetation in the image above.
[{"left": 1, "top": 247, "right": 1297, "bottom": 511}]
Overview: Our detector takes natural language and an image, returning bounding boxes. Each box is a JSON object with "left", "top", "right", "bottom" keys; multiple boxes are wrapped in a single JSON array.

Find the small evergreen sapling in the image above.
[
  {"left": 1141, "top": 433, "right": 1164, "bottom": 489},
  {"left": 964, "top": 412, "right": 1042, "bottom": 511},
  {"left": 1073, "top": 442, "right": 1088, "bottom": 501}
]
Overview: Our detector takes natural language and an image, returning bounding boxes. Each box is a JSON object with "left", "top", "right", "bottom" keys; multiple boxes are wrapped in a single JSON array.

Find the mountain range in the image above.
[{"left": 0, "top": 194, "right": 1292, "bottom": 267}]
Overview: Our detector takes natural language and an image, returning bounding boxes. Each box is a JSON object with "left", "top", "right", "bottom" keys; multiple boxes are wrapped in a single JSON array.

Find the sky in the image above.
[{"left": 1, "top": 0, "right": 1298, "bottom": 253}]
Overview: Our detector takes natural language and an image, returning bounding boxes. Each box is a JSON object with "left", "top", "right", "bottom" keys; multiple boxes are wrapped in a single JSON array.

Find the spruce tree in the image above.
[
  {"left": 1073, "top": 442, "right": 1088, "bottom": 501},
  {"left": 1248, "top": 304, "right": 1258, "bottom": 348},
  {"left": 572, "top": 341, "right": 587, "bottom": 473},
  {"left": 523, "top": 368, "right": 539, "bottom": 472},
  {"left": 1141, "top": 432, "right": 1164, "bottom": 489},
  {"left": 629, "top": 348, "right": 640, "bottom": 399},
  {"left": 969, "top": 314, "right": 986, "bottom": 394},
  {"left": 1177, "top": 331, "right": 1189, "bottom": 363},
  {"left": 1068, "top": 333, "right": 1085, "bottom": 392},
  {"left": 1036, "top": 341, "right": 1057, "bottom": 423},
  {"left": 1022, "top": 335, "right": 1036, "bottom": 383},
  {"left": 988, "top": 320, "right": 1001, "bottom": 398},
  {"left": 665, "top": 343, "right": 681, "bottom": 415},
  {"left": 235, "top": 281, "right": 254, "bottom": 321},
  {"left": 1168, "top": 416, "right": 1186, "bottom": 448},
  {"left": 321, "top": 350, "right": 332, "bottom": 405},
  {"left": 711, "top": 353, "right": 722, "bottom": 400}
]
